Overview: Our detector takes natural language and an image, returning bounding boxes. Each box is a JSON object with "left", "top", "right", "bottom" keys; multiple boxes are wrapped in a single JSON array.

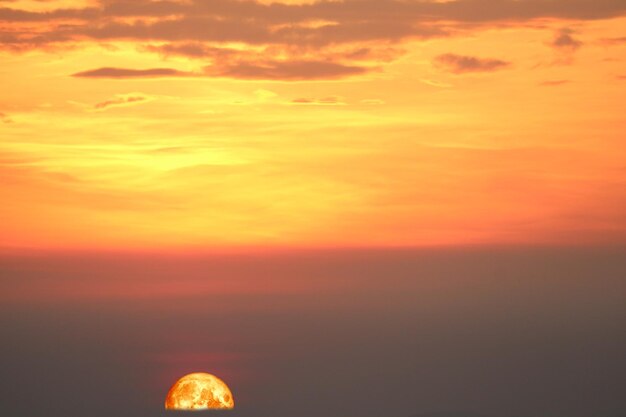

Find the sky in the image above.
[
  {"left": 1, "top": 0, "right": 625, "bottom": 250},
  {"left": 1, "top": 1, "right": 626, "bottom": 417}
]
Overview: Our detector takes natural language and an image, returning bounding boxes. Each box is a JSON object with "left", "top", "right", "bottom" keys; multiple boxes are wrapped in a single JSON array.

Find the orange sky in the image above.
[{"left": 1, "top": 0, "right": 625, "bottom": 250}]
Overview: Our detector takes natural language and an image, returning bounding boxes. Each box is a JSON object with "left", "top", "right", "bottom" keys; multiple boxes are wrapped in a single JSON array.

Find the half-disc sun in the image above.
[{"left": 165, "top": 373, "right": 235, "bottom": 411}]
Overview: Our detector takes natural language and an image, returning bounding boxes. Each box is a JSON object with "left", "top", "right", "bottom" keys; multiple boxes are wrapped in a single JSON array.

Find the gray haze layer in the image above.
[{"left": 1, "top": 247, "right": 625, "bottom": 417}]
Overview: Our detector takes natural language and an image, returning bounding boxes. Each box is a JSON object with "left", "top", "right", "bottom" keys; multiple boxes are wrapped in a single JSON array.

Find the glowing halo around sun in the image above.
[{"left": 165, "top": 373, "right": 235, "bottom": 411}]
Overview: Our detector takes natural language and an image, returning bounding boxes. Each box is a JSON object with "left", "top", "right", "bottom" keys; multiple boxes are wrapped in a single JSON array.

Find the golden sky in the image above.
[{"left": 1, "top": 0, "right": 625, "bottom": 250}]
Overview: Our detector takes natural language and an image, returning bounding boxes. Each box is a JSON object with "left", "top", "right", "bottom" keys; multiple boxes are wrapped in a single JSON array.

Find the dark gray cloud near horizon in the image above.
[{"left": 1, "top": 247, "right": 625, "bottom": 417}]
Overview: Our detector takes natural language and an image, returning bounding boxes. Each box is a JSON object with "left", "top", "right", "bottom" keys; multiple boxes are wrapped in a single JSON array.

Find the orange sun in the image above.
[{"left": 165, "top": 373, "right": 235, "bottom": 411}]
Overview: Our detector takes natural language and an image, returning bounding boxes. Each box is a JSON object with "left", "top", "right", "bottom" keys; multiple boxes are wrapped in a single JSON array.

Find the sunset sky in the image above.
[
  {"left": 1, "top": 3, "right": 626, "bottom": 417},
  {"left": 2, "top": 0, "right": 625, "bottom": 250}
]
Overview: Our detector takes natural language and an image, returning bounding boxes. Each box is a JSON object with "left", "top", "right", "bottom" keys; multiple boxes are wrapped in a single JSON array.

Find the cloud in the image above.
[
  {"left": 291, "top": 96, "right": 345, "bottom": 105},
  {"left": 145, "top": 42, "right": 403, "bottom": 64},
  {"left": 73, "top": 60, "right": 372, "bottom": 81},
  {"left": 3, "top": 0, "right": 626, "bottom": 26},
  {"left": 420, "top": 78, "right": 453, "bottom": 88},
  {"left": 539, "top": 80, "right": 571, "bottom": 87},
  {"left": 600, "top": 36, "right": 626, "bottom": 45},
  {"left": 434, "top": 53, "right": 510, "bottom": 74},
  {"left": 548, "top": 28, "right": 583, "bottom": 64},
  {"left": 539, "top": 80, "right": 570, "bottom": 86},
  {"left": 72, "top": 67, "right": 191, "bottom": 78},
  {"left": 93, "top": 93, "right": 153, "bottom": 110},
  {"left": 551, "top": 27, "right": 583, "bottom": 51},
  {"left": 1, "top": 1, "right": 624, "bottom": 57},
  {"left": 2, "top": 1, "right": 624, "bottom": 49},
  {"left": 144, "top": 42, "right": 237, "bottom": 59},
  {"left": 205, "top": 60, "right": 372, "bottom": 80},
  {"left": 2, "top": 0, "right": 625, "bottom": 80}
]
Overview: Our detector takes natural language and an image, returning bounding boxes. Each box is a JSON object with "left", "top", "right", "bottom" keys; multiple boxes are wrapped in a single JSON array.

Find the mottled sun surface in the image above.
[{"left": 165, "top": 373, "right": 234, "bottom": 410}]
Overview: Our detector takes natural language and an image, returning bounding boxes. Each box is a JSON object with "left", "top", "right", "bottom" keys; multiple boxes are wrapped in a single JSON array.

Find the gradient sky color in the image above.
[
  {"left": 1, "top": 0, "right": 625, "bottom": 250},
  {"left": 2, "top": 3, "right": 626, "bottom": 417}
]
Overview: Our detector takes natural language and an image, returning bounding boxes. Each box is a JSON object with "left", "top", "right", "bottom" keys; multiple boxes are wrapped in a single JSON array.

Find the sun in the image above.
[{"left": 165, "top": 372, "right": 235, "bottom": 411}]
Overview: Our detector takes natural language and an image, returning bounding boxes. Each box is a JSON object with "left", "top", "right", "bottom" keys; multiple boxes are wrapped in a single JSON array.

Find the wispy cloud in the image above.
[
  {"left": 94, "top": 93, "right": 153, "bottom": 110},
  {"left": 291, "top": 96, "right": 345, "bottom": 105},
  {"left": 434, "top": 53, "right": 510, "bottom": 74},
  {"left": 600, "top": 36, "right": 626, "bottom": 45},
  {"left": 73, "top": 67, "right": 191, "bottom": 79},
  {"left": 539, "top": 79, "right": 571, "bottom": 86},
  {"left": 73, "top": 60, "right": 373, "bottom": 81},
  {"left": 548, "top": 27, "right": 583, "bottom": 64},
  {"left": 204, "top": 60, "right": 372, "bottom": 80},
  {"left": 551, "top": 27, "right": 583, "bottom": 51}
]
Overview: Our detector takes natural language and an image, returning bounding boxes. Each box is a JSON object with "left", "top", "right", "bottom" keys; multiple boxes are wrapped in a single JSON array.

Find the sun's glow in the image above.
[
  {"left": 165, "top": 373, "right": 235, "bottom": 411},
  {"left": 1, "top": 0, "right": 625, "bottom": 250}
]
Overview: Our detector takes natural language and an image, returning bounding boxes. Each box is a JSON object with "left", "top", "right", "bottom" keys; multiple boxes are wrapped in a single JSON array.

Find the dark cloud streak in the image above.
[
  {"left": 205, "top": 60, "right": 372, "bottom": 80},
  {"left": 434, "top": 53, "right": 511, "bottom": 74},
  {"left": 72, "top": 60, "right": 373, "bottom": 81},
  {"left": 73, "top": 67, "right": 192, "bottom": 78},
  {"left": 93, "top": 94, "right": 151, "bottom": 110}
]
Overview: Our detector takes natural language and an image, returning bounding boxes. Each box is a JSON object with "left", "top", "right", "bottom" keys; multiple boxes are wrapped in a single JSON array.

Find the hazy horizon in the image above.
[{"left": 2, "top": 246, "right": 625, "bottom": 417}]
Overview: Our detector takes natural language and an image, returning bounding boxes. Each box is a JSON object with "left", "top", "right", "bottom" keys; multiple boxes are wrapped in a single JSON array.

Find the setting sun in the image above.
[{"left": 165, "top": 373, "right": 235, "bottom": 411}]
